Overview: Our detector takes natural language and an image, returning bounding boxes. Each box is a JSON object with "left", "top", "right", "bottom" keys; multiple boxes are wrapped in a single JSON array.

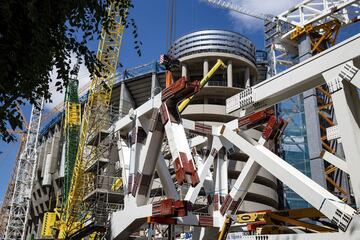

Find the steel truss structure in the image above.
[
  {"left": 108, "top": 33, "right": 360, "bottom": 239},
  {"left": 38, "top": 3, "right": 127, "bottom": 239},
  {"left": 269, "top": 0, "right": 360, "bottom": 75},
  {"left": 5, "top": 99, "right": 44, "bottom": 240},
  {"left": 208, "top": 0, "right": 360, "bottom": 210},
  {"left": 207, "top": 0, "right": 360, "bottom": 75},
  {"left": 63, "top": 78, "right": 81, "bottom": 205},
  {"left": 0, "top": 128, "right": 27, "bottom": 238},
  {"left": 267, "top": 0, "right": 360, "bottom": 207}
]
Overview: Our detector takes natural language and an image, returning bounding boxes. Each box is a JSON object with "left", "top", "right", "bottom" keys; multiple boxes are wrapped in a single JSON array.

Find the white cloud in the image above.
[
  {"left": 220, "top": 0, "right": 302, "bottom": 31},
  {"left": 45, "top": 54, "right": 90, "bottom": 110}
]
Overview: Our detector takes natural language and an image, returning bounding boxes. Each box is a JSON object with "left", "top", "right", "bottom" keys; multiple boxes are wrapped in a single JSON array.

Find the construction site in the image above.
[{"left": 1, "top": 0, "right": 360, "bottom": 239}]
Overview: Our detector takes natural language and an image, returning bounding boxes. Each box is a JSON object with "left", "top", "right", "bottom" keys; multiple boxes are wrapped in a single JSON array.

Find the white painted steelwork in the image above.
[
  {"left": 110, "top": 33, "right": 360, "bottom": 239},
  {"left": 5, "top": 99, "right": 44, "bottom": 240}
]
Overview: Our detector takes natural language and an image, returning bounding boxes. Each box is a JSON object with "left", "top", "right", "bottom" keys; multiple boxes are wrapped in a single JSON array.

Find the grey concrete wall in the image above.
[
  {"left": 300, "top": 35, "right": 327, "bottom": 188},
  {"left": 119, "top": 82, "right": 135, "bottom": 117}
]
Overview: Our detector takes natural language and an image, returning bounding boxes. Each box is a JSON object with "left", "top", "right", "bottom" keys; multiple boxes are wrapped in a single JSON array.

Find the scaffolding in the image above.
[
  {"left": 58, "top": 2, "right": 126, "bottom": 238},
  {"left": 63, "top": 78, "right": 81, "bottom": 204}
]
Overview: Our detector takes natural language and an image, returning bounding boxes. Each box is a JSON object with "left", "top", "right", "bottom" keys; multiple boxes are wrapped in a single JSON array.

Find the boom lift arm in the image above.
[{"left": 178, "top": 59, "right": 226, "bottom": 112}]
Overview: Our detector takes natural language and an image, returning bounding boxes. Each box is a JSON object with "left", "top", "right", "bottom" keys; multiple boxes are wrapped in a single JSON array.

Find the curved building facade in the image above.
[
  {"left": 168, "top": 30, "right": 256, "bottom": 64},
  {"left": 169, "top": 29, "right": 257, "bottom": 89},
  {"left": 169, "top": 30, "right": 279, "bottom": 212},
  {"left": 24, "top": 30, "right": 274, "bottom": 238}
]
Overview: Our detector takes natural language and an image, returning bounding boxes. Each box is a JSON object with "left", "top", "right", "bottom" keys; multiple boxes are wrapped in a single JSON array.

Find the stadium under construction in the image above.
[{"left": 1, "top": 0, "right": 360, "bottom": 239}]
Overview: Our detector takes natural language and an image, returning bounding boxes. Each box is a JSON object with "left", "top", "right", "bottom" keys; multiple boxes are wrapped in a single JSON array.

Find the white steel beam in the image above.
[
  {"left": 195, "top": 152, "right": 215, "bottom": 196},
  {"left": 117, "top": 137, "right": 130, "bottom": 193},
  {"left": 213, "top": 150, "right": 229, "bottom": 212},
  {"left": 115, "top": 93, "right": 162, "bottom": 133},
  {"left": 226, "top": 33, "right": 360, "bottom": 115},
  {"left": 182, "top": 119, "right": 235, "bottom": 205},
  {"left": 110, "top": 201, "right": 152, "bottom": 240},
  {"left": 219, "top": 136, "right": 266, "bottom": 216},
  {"left": 352, "top": 67, "right": 360, "bottom": 88},
  {"left": 134, "top": 115, "right": 164, "bottom": 205},
  {"left": 155, "top": 155, "right": 179, "bottom": 200},
  {"left": 322, "top": 61, "right": 360, "bottom": 207},
  {"left": 321, "top": 150, "right": 348, "bottom": 173},
  {"left": 162, "top": 106, "right": 199, "bottom": 187},
  {"left": 188, "top": 136, "right": 208, "bottom": 148},
  {"left": 182, "top": 118, "right": 276, "bottom": 209},
  {"left": 218, "top": 125, "right": 356, "bottom": 232},
  {"left": 184, "top": 138, "right": 220, "bottom": 203},
  {"left": 219, "top": 115, "right": 286, "bottom": 216},
  {"left": 127, "top": 118, "right": 145, "bottom": 195}
]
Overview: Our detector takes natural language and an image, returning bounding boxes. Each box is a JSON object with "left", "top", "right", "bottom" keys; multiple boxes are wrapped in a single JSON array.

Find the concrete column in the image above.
[
  {"left": 41, "top": 136, "right": 52, "bottom": 178},
  {"left": 220, "top": 151, "right": 229, "bottom": 198},
  {"left": 37, "top": 137, "right": 46, "bottom": 173},
  {"left": 300, "top": 35, "right": 327, "bottom": 188},
  {"left": 214, "top": 154, "right": 221, "bottom": 210},
  {"left": 59, "top": 143, "right": 66, "bottom": 178},
  {"left": 204, "top": 59, "right": 209, "bottom": 86},
  {"left": 203, "top": 97, "right": 208, "bottom": 104},
  {"left": 151, "top": 72, "right": 160, "bottom": 97},
  {"left": 333, "top": 138, "right": 352, "bottom": 202},
  {"left": 227, "top": 60, "right": 233, "bottom": 87},
  {"left": 181, "top": 64, "right": 187, "bottom": 78},
  {"left": 43, "top": 136, "right": 53, "bottom": 186},
  {"left": 119, "top": 82, "right": 135, "bottom": 118},
  {"left": 50, "top": 127, "right": 61, "bottom": 173},
  {"left": 203, "top": 59, "right": 209, "bottom": 77},
  {"left": 156, "top": 156, "right": 179, "bottom": 200},
  {"left": 245, "top": 67, "right": 251, "bottom": 88}
]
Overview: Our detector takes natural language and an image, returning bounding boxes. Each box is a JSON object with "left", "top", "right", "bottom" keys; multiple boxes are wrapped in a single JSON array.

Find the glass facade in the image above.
[{"left": 277, "top": 94, "right": 311, "bottom": 209}]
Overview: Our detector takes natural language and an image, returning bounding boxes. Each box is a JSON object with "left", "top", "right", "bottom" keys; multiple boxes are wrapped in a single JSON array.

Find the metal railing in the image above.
[{"left": 86, "top": 175, "right": 124, "bottom": 195}]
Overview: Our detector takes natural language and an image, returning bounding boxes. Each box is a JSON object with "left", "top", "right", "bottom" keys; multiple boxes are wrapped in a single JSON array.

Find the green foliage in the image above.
[{"left": 0, "top": 0, "right": 141, "bottom": 142}]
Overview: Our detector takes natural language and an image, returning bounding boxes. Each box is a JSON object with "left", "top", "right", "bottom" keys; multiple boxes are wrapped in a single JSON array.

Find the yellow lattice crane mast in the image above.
[{"left": 56, "top": 2, "right": 125, "bottom": 239}]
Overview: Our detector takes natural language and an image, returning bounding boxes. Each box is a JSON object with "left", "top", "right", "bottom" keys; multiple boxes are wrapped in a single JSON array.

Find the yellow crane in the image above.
[{"left": 54, "top": 2, "right": 126, "bottom": 238}]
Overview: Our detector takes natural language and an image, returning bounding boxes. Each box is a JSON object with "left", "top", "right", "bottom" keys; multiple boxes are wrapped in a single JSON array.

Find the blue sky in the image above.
[
  {"left": 1, "top": 0, "right": 359, "bottom": 201},
  {"left": 1, "top": 0, "right": 272, "bottom": 201}
]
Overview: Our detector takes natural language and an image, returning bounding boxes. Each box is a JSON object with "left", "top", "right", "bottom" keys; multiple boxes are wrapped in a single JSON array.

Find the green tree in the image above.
[{"left": 0, "top": 0, "right": 141, "bottom": 142}]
